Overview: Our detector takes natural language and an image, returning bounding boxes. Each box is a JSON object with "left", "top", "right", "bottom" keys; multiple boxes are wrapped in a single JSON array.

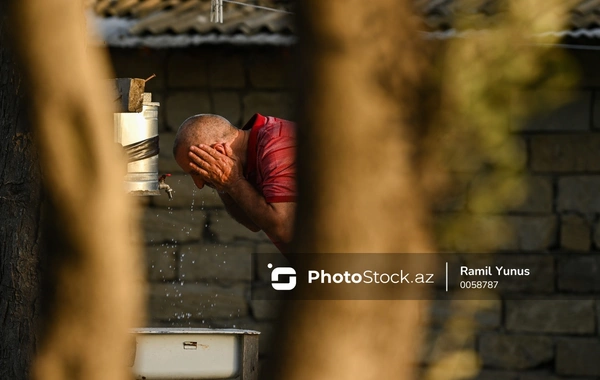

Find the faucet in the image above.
[{"left": 158, "top": 174, "right": 174, "bottom": 199}]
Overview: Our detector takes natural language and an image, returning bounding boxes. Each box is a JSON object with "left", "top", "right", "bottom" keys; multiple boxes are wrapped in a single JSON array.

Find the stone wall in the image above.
[
  {"left": 427, "top": 84, "right": 600, "bottom": 379},
  {"left": 109, "top": 47, "right": 600, "bottom": 378}
]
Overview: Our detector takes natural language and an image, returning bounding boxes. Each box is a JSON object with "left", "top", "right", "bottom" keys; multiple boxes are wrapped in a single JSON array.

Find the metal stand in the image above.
[{"left": 241, "top": 334, "right": 259, "bottom": 380}]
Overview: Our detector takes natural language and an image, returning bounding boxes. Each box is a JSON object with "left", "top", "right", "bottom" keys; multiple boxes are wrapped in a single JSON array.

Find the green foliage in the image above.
[
  {"left": 425, "top": 2, "right": 578, "bottom": 379},
  {"left": 432, "top": 0, "right": 578, "bottom": 252}
]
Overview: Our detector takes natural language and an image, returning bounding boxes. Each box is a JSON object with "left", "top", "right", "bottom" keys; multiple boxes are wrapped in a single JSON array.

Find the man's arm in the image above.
[
  {"left": 217, "top": 191, "right": 261, "bottom": 232},
  {"left": 224, "top": 178, "right": 295, "bottom": 244}
]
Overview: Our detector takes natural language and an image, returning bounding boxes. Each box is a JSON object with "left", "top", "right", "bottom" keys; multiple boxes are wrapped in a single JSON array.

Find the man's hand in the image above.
[{"left": 188, "top": 143, "right": 243, "bottom": 192}]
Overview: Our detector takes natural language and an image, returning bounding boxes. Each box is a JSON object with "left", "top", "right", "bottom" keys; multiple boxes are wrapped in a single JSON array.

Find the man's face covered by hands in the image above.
[
  {"left": 175, "top": 143, "right": 241, "bottom": 191},
  {"left": 174, "top": 143, "right": 211, "bottom": 189}
]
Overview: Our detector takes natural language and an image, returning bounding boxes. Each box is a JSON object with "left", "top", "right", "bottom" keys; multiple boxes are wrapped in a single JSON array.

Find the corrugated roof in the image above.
[
  {"left": 94, "top": 0, "right": 294, "bottom": 36},
  {"left": 92, "top": 0, "right": 600, "bottom": 47},
  {"left": 415, "top": 0, "right": 600, "bottom": 31}
]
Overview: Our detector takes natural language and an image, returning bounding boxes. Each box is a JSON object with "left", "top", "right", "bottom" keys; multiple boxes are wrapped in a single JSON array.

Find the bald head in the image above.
[{"left": 173, "top": 114, "right": 237, "bottom": 156}]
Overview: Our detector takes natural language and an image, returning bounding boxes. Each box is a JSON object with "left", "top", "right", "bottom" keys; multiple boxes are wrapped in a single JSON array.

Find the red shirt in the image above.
[
  {"left": 243, "top": 113, "right": 297, "bottom": 203},
  {"left": 243, "top": 114, "right": 296, "bottom": 252}
]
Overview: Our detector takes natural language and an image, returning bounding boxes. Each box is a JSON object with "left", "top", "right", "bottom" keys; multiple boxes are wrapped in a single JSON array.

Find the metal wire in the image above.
[{"left": 221, "top": 0, "right": 294, "bottom": 15}]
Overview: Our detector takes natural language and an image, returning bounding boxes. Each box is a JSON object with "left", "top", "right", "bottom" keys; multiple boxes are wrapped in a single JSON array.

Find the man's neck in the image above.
[{"left": 232, "top": 129, "right": 250, "bottom": 169}]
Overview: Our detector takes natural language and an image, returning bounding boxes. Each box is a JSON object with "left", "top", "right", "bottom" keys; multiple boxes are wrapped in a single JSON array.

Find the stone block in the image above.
[
  {"left": 250, "top": 287, "right": 283, "bottom": 320},
  {"left": 597, "top": 301, "right": 600, "bottom": 336},
  {"left": 556, "top": 338, "right": 600, "bottom": 377},
  {"left": 493, "top": 254, "right": 554, "bottom": 293},
  {"left": 478, "top": 334, "right": 553, "bottom": 370},
  {"left": 247, "top": 49, "right": 291, "bottom": 89},
  {"left": 521, "top": 91, "right": 591, "bottom": 132},
  {"left": 254, "top": 322, "right": 276, "bottom": 356},
  {"left": 250, "top": 299, "right": 282, "bottom": 321},
  {"left": 152, "top": 93, "right": 167, "bottom": 132},
  {"left": 165, "top": 91, "right": 211, "bottom": 130},
  {"left": 148, "top": 283, "right": 248, "bottom": 320},
  {"left": 557, "top": 255, "right": 600, "bottom": 292},
  {"left": 593, "top": 89, "right": 600, "bottom": 129},
  {"left": 560, "top": 214, "right": 591, "bottom": 251},
  {"left": 509, "top": 176, "right": 553, "bottom": 213},
  {"left": 427, "top": 299, "right": 501, "bottom": 330},
  {"left": 463, "top": 139, "right": 528, "bottom": 212},
  {"left": 109, "top": 48, "right": 167, "bottom": 92},
  {"left": 111, "top": 77, "right": 146, "bottom": 112},
  {"left": 206, "top": 210, "right": 270, "bottom": 244},
  {"left": 212, "top": 91, "right": 242, "bottom": 126},
  {"left": 145, "top": 244, "right": 178, "bottom": 281},
  {"left": 505, "top": 300, "right": 595, "bottom": 334},
  {"left": 255, "top": 242, "right": 282, "bottom": 255},
  {"left": 505, "top": 216, "right": 557, "bottom": 251},
  {"left": 157, "top": 132, "right": 184, "bottom": 174},
  {"left": 518, "top": 372, "right": 561, "bottom": 380},
  {"left": 593, "top": 222, "right": 600, "bottom": 249},
  {"left": 446, "top": 215, "right": 556, "bottom": 252},
  {"left": 242, "top": 92, "right": 295, "bottom": 122},
  {"left": 594, "top": 222, "right": 600, "bottom": 249},
  {"left": 474, "top": 370, "right": 519, "bottom": 380},
  {"left": 142, "top": 207, "right": 206, "bottom": 244},
  {"left": 167, "top": 50, "right": 209, "bottom": 88},
  {"left": 572, "top": 50, "right": 600, "bottom": 88},
  {"left": 178, "top": 243, "right": 253, "bottom": 282},
  {"left": 558, "top": 176, "right": 600, "bottom": 213},
  {"left": 530, "top": 134, "right": 600, "bottom": 173},
  {"left": 208, "top": 50, "right": 245, "bottom": 88}
]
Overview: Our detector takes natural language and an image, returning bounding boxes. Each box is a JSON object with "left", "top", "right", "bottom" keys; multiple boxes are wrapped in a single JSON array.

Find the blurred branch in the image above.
[
  {"left": 272, "top": 1, "right": 435, "bottom": 380},
  {"left": 10, "top": 1, "right": 145, "bottom": 379}
]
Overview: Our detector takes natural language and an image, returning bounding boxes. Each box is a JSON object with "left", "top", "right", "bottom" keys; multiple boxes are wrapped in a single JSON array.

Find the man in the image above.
[{"left": 173, "top": 113, "right": 296, "bottom": 253}]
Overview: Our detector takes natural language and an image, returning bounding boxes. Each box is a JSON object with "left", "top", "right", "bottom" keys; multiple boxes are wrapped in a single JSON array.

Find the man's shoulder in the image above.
[{"left": 259, "top": 116, "right": 296, "bottom": 139}]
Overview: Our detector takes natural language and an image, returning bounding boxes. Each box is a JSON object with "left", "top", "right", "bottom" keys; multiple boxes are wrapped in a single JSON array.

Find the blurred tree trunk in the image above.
[
  {"left": 8, "top": 1, "right": 145, "bottom": 380},
  {"left": 272, "top": 1, "right": 435, "bottom": 380},
  {"left": 0, "top": 6, "right": 42, "bottom": 380},
  {"left": 0, "top": 83, "right": 41, "bottom": 378}
]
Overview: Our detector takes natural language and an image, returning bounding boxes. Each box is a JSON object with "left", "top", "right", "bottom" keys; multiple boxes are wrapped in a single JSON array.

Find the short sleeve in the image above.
[{"left": 257, "top": 121, "right": 297, "bottom": 203}]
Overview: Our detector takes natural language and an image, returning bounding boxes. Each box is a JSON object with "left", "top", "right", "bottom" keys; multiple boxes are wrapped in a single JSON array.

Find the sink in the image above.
[{"left": 131, "top": 328, "right": 260, "bottom": 380}]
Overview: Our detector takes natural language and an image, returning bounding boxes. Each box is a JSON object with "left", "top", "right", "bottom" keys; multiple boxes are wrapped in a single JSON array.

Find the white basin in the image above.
[{"left": 131, "top": 328, "right": 260, "bottom": 380}]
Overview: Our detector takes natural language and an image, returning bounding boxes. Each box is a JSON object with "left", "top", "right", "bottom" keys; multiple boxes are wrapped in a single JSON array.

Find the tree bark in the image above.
[
  {"left": 0, "top": 6, "right": 42, "bottom": 380},
  {"left": 271, "top": 1, "right": 434, "bottom": 380}
]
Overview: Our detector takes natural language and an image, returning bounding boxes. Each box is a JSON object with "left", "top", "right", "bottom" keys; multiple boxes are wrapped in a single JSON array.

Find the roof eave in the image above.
[{"left": 90, "top": 15, "right": 296, "bottom": 47}]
